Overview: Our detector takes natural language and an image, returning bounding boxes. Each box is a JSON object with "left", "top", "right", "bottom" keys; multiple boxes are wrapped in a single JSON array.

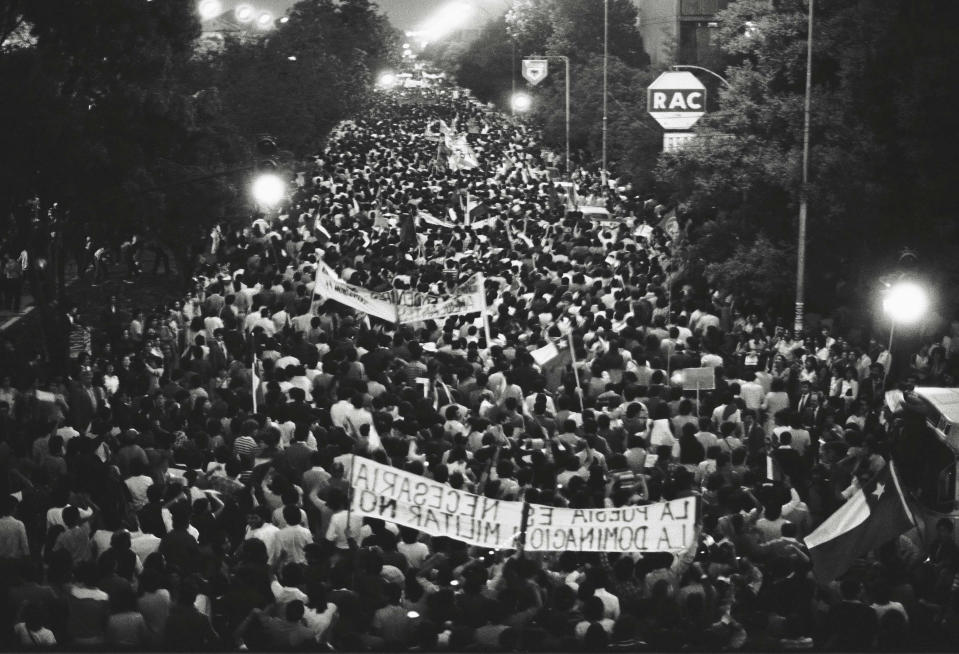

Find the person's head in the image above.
[
  {"left": 937, "top": 518, "right": 955, "bottom": 540},
  {"left": 582, "top": 595, "right": 605, "bottom": 622},
  {"left": 62, "top": 505, "right": 80, "bottom": 528},
  {"left": 282, "top": 504, "right": 302, "bottom": 526},
  {"left": 285, "top": 599, "right": 306, "bottom": 622},
  {"left": 839, "top": 578, "right": 861, "bottom": 601},
  {"left": 21, "top": 602, "right": 46, "bottom": 632}
]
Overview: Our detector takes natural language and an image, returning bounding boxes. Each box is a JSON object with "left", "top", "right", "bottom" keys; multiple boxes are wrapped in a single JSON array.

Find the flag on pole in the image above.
[{"left": 806, "top": 461, "right": 914, "bottom": 583}]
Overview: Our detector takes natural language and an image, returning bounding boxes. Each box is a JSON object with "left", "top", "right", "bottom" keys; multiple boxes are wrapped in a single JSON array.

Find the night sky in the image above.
[{"left": 250, "top": 0, "right": 509, "bottom": 32}]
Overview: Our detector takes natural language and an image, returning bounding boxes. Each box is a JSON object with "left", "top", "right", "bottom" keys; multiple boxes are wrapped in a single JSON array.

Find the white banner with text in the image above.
[
  {"left": 524, "top": 497, "right": 696, "bottom": 552},
  {"left": 349, "top": 456, "right": 525, "bottom": 550}
]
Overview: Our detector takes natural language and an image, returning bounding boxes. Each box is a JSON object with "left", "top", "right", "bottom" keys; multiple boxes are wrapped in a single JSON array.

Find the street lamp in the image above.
[
  {"left": 198, "top": 0, "right": 222, "bottom": 20},
  {"left": 510, "top": 91, "right": 532, "bottom": 113},
  {"left": 234, "top": 4, "right": 256, "bottom": 23},
  {"left": 882, "top": 279, "right": 929, "bottom": 382},
  {"left": 883, "top": 281, "right": 928, "bottom": 328},
  {"left": 252, "top": 173, "right": 285, "bottom": 207},
  {"left": 602, "top": 0, "right": 608, "bottom": 187},
  {"left": 255, "top": 11, "right": 274, "bottom": 30},
  {"left": 377, "top": 72, "right": 397, "bottom": 89},
  {"left": 793, "top": 0, "right": 815, "bottom": 335},
  {"left": 526, "top": 54, "right": 570, "bottom": 174}
]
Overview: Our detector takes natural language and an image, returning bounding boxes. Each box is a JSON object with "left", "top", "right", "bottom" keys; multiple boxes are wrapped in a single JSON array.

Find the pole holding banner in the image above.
[
  {"left": 568, "top": 330, "right": 585, "bottom": 412},
  {"left": 345, "top": 453, "right": 357, "bottom": 541},
  {"left": 477, "top": 273, "right": 493, "bottom": 347},
  {"left": 251, "top": 331, "right": 258, "bottom": 414}
]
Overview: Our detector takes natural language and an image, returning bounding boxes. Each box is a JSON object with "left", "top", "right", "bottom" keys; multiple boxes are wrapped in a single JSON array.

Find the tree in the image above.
[
  {"left": 199, "top": 0, "right": 401, "bottom": 157},
  {"left": 656, "top": 0, "right": 959, "bottom": 317},
  {"left": 0, "top": 0, "right": 400, "bottom": 293},
  {"left": 527, "top": 54, "right": 661, "bottom": 184},
  {"left": 455, "top": 16, "right": 516, "bottom": 107},
  {"left": 447, "top": 0, "right": 654, "bottom": 180}
]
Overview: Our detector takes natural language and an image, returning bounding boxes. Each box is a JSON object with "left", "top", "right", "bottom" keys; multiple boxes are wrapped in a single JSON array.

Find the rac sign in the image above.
[
  {"left": 647, "top": 71, "right": 707, "bottom": 130},
  {"left": 649, "top": 90, "right": 704, "bottom": 111}
]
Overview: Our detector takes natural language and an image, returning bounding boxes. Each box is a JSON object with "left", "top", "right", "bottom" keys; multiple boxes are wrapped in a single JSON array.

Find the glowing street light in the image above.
[
  {"left": 198, "top": 0, "right": 222, "bottom": 20},
  {"left": 252, "top": 173, "right": 285, "bottom": 207},
  {"left": 883, "top": 281, "right": 928, "bottom": 326},
  {"left": 234, "top": 4, "right": 255, "bottom": 23},
  {"left": 279, "top": 16, "right": 289, "bottom": 23},
  {"left": 378, "top": 72, "right": 398, "bottom": 89},
  {"left": 882, "top": 279, "right": 929, "bottom": 383},
  {"left": 510, "top": 91, "right": 532, "bottom": 113},
  {"left": 414, "top": 1, "right": 475, "bottom": 46},
  {"left": 255, "top": 11, "right": 274, "bottom": 29}
]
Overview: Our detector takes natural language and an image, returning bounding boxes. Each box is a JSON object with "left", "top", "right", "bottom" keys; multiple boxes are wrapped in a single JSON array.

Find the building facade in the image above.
[{"left": 634, "top": 0, "right": 731, "bottom": 67}]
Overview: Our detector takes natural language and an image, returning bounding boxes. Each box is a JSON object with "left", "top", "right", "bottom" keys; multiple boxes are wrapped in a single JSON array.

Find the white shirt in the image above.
[
  {"left": 740, "top": 382, "right": 764, "bottom": 411},
  {"left": 275, "top": 525, "right": 313, "bottom": 566},
  {"left": 325, "top": 511, "right": 363, "bottom": 550},
  {"left": 247, "top": 523, "right": 280, "bottom": 566},
  {"left": 303, "top": 603, "right": 338, "bottom": 642},
  {"left": 125, "top": 475, "right": 154, "bottom": 511}
]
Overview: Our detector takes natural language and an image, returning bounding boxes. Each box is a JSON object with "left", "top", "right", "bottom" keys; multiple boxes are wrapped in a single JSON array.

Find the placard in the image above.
[
  {"left": 682, "top": 366, "right": 716, "bottom": 391},
  {"left": 349, "top": 456, "right": 525, "bottom": 550},
  {"left": 524, "top": 497, "right": 696, "bottom": 552}
]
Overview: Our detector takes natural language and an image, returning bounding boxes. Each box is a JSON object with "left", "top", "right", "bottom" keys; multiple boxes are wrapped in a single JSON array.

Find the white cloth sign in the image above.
[
  {"left": 682, "top": 367, "right": 716, "bottom": 391},
  {"left": 389, "top": 274, "right": 485, "bottom": 324},
  {"left": 313, "top": 269, "right": 397, "bottom": 322},
  {"left": 530, "top": 342, "right": 559, "bottom": 366},
  {"left": 349, "top": 456, "right": 524, "bottom": 550},
  {"left": 524, "top": 497, "right": 696, "bottom": 552}
]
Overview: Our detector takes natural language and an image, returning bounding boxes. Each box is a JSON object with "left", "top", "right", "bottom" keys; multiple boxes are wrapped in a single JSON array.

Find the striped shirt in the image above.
[{"left": 233, "top": 435, "right": 258, "bottom": 459}]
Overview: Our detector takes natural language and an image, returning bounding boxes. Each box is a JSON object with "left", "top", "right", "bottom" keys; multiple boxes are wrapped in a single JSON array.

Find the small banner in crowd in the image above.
[
  {"left": 524, "top": 497, "right": 696, "bottom": 552},
  {"left": 313, "top": 268, "right": 397, "bottom": 323},
  {"left": 681, "top": 367, "right": 716, "bottom": 391},
  {"left": 382, "top": 273, "right": 485, "bottom": 324},
  {"left": 349, "top": 456, "right": 525, "bottom": 550}
]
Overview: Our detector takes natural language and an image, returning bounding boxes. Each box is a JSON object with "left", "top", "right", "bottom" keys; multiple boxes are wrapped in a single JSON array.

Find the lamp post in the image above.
[
  {"left": 602, "top": 0, "right": 608, "bottom": 188},
  {"left": 882, "top": 279, "right": 929, "bottom": 385},
  {"left": 670, "top": 64, "right": 731, "bottom": 88},
  {"left": 527, "top": 54, "right": 570, "bottom": 174},
  {"left": 794, "top": 0, "right": 814, "bottom": 335},
  {"left": 511, "top": 40, "right": 517, "bottom": 116}
]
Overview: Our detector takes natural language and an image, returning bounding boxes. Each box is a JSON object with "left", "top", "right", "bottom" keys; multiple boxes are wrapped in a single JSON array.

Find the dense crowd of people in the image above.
[{"left": 1, "top": 78, "right": 959, "bottom": 652}]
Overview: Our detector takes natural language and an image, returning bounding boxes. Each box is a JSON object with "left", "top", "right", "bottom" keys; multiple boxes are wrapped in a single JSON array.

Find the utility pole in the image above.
[
  {"left": 602, "top": 0, "right": 608, "bottom": 188},
  {"left": 794, "top": 0, "right": 814, "bottom": 335}
]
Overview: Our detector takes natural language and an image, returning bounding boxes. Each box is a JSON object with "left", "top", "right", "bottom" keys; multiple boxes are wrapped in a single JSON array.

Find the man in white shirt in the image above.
[
  {"left": 330, "top": 397, "right": 353, "bottom": 430},
  {"left": 274, "top": 506, "right": 313, "bottom": 568},
  {"left": 125, "top": 470, "right": 154, "bottom": 511},
  {"left": 740, "top": 373, "right": 765, "bottom": 411},
  {"left": 246, "top": 509, "right": 280, "bottom": 567}
]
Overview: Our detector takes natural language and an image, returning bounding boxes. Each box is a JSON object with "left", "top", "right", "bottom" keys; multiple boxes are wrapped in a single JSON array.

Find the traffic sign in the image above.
[
  {"left": 522, "top": 59, "right": 548, "bottom": 86},
  {"left": 647, "top": 71, "right": 707, "bottom": 130}
]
